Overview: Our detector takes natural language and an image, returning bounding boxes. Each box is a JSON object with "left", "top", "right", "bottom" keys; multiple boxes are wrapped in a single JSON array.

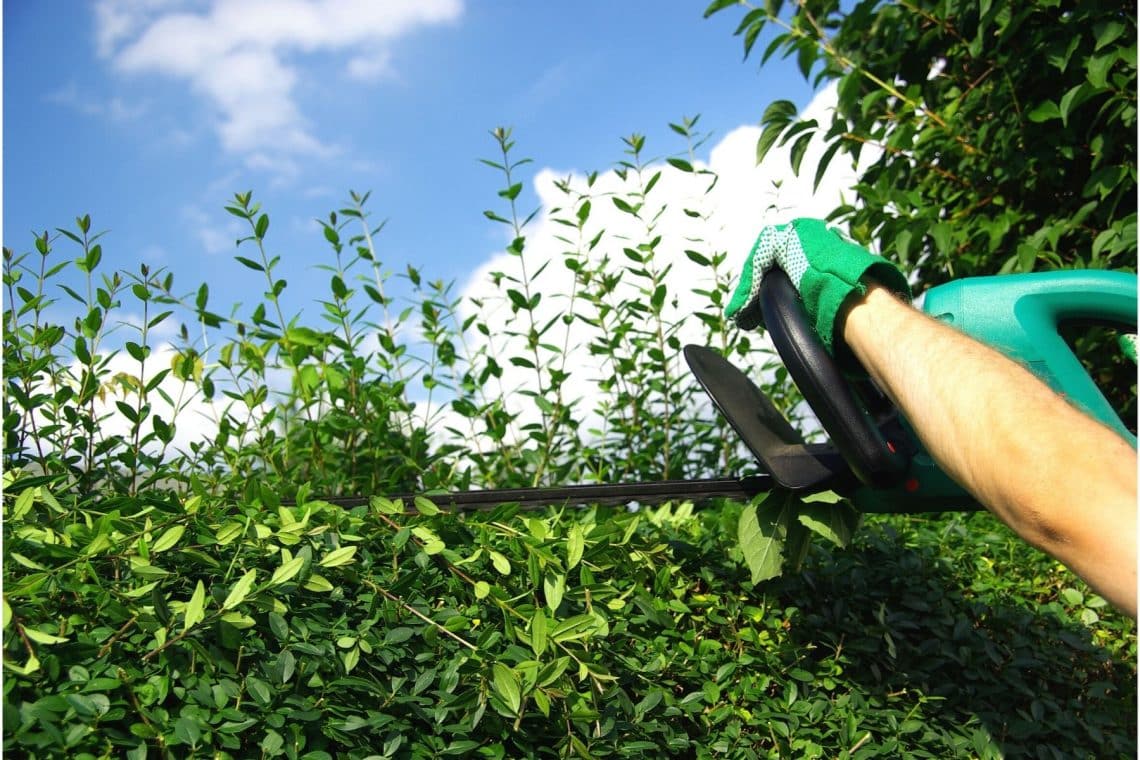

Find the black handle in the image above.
[{"left": 758, "top": 269, "right": 908, "bottom": 487}]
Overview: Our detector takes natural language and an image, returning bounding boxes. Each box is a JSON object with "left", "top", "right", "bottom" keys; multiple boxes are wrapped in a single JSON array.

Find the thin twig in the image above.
[
  {"left": 97, "top": 615, "right": 138, "bottom": 658},
  {"left": 368, "top": 580, "right": 478, "bottom": 652}
]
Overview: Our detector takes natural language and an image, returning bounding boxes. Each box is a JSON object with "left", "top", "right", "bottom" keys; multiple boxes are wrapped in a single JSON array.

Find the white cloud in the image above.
[
  {"left": 47, "top": 82, "right": 147, "bottom": 122},
  {"left": 96, "top": 0, "right": 463, "bottom": 174},
  {"left": 94, "top": 0, "right": 184, "bottom": 59},
  {"left": 181, "top": 203, "right": 244, "bottom": 254},
  {"left": 448, "top": 83, "right": 873, "bottom": 449},
  {"left": 346, "top": 51, "right": 395, "bottom": 82}
]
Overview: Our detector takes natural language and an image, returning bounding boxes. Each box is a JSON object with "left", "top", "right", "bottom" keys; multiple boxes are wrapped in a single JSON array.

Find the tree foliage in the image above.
[{"left": 709, "top": 0, "right": 1137, "bottom": 287}]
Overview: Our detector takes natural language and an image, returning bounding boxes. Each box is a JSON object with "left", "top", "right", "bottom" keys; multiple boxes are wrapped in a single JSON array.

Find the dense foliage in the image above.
[
  {"left": 709, "top": 0, "right": 1137, "bottom": 286},
  {"left": 4, "top": 480, "right": 1136, "bottom": 758},
  {"left": 4, "top": 2, "right": 1137, "bottom": 757}
]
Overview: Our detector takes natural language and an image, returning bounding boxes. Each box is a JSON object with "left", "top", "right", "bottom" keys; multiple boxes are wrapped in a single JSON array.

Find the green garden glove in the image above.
[{"left": 726, "top": 218, "right": 912, "bottom": 353}]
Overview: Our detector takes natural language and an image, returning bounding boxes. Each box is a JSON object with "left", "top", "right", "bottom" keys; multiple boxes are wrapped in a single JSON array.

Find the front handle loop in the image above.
[{"left": 758, "top": 269, "right": 908, "bottom": 487}]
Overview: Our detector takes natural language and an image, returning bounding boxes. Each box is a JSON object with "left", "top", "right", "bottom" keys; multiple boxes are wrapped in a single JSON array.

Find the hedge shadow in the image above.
[{"left": 759, "top": 514, "right": 1137, "bottom": 758}]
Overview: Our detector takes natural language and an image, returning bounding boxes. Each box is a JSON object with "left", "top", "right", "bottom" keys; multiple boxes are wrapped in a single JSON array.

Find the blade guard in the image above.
[{"left": 683, "top": 344, "right": 851, "bottom": 491}]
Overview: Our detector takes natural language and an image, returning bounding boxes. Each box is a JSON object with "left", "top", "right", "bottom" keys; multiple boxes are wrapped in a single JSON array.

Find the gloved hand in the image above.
[{"left": 726, "top": 218, "right": 911, "bottom": 353}]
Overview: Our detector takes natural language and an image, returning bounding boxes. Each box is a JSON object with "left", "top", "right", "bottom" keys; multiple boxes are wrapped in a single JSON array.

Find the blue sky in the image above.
[
  {"left": 3, "top": 1, "right": 821, "bottom": 329},
  {"left": 6, "top": 1, "right": 876, "bottom": 456}
]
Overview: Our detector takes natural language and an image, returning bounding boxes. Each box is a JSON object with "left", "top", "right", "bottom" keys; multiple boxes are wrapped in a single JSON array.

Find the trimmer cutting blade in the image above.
[{"left": 683, "top": 344, "right": 848, "bottom": 491}]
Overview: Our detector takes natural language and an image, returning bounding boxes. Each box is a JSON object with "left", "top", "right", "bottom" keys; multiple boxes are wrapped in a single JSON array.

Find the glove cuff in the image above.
[{"left": 805, "top": 260, "right": 912, "bottom": 352}]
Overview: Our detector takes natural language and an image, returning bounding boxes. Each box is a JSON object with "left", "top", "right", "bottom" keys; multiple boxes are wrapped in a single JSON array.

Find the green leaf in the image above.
[
  {"left": 268, "top": 612, "right": 289, "bottom": 641},
  {"left": 789, "top": 132, "right": 813, "bottom": 176},
  {"left": 761, "top": 99, "right": 797, "bottom": 126},
  {"left": 550, "top": 614, "right": 597, "bottom": 643},
  {"left": 385, "top": 627, "right": 415, "bottom": 645},
  {"left": 129, "top": 563, "right": 170, "bottom": 579},
  {"left": 566, "top": 524, "right": 584, "bottom": 570},
  {"left": 1060, "top": 587, "right": 1084, "bottom": 606},
  {"left": 929, "top": 223, "right": 953, "bottom": 256},
  {"left": 531, "top": 610, "right": 548, "bottom": 656},
  {"left": 738, "top": 493, "right": 792, "bottom": 584},
  {"left": 489, "top": 550, "right": 511, "bottom": 575},
  {"left": 278, "top": 650, "right": 296, "bottom": 683},
  {"left": 894, "top": 229, "right": 914, "bottom": 263},
  {"left": 270, "top": 556, "right": 305, "bottom": 587},
  {"left": 215, "top": 522, "right": 244, "bottom": 545},
  {"left": 533, "top": 689, "right": 551, "bottom": 717},
  {"left": 23, "top": 628, "right": 69, "bottom": 645},
  {"left": 151, "top": 524, "right": 185, "bottom": 554},
  {"left": 255, "top": 213, "right": 270, "bottom": 239},
  {"left": 474, "top": 581, "right": 491, "bottom": 599},
  {"left": 812, "top": 140, "right": 843, "bottom": 193},
  {"left": 801, "top": 490, "right": 843, "bottom": 504},
  {"left": 685, "top": 249, "right": 711, "bottom": 266},
  {"left": 371, "top": 496, "right": 404, "bottom": 515},
  {"left": 1017, "top": 243, "right": 1038, "bottom": 272},
  {"left": 576, "top": 199, "right": 592, "bottom": 223},
  {"left": 1086, "top": 52, "right": 1115, "bottom": 89},
  {"left": 498, "top": 182, "right": 523, "bottom": 201},
  {"left": 784, "top": 512, "right": 812, "bottom": 572},
  {"left": 246, "top": 676, "right": 272, "bottom": 706},
  {"left": 6, "top": 651, "right": 40, "bottom": 676},
  {"left": 319, "top": 546, "right": 358, "bottom": 568},
  {"left": 343, "top": 646, "right": 360, "bottom": 674},
  {"left": 13, "top": 489, "right": 35, "bottom": 520},
  {"left": 544, "top": 573, "right": 566, "bottom": 613},
  {"left": 1094, "top": 20, "right": 1126, "bottom": 51},
  {"left": 67, "top": 693, "right": 110, "bottom": 719},
  {"left": 303, "top": 574, "right": 334, "bottom": 593},
  {"left": 703, "top": 0, "right": 740, "bottom": 19},
  {"left": 796, "top": 498, "right": 860, "bottom": 548},
  {"left": 537, "top": 656, "right": 571, "bottom": 688},
  {"left": 756, "top": 122, "right": 787, "bottom": 165},
  {"left": 414, "top": 496, "right": 441, "bottom": 516},
  {"left": 1026, "top": 101, "right": 1061, "bottom": 123},
  {"left": 221, "top": 611, "right": 256, "bottom": 629},
  {"left": 1058, "top": 82, "right": 1093, "bottom": 126},
  {"left": 492, "top": 663, "right": 521, "bottom": 714},
  {"left": 183, "top": 580, "right": 207, "bottom": 631},
  {"left": 285, "top": 326, "right": 321, "bottom": 346},
  {"left": 222, "top": 569, "right": 257, "bottom": 610},
  {"left": 261, "top": 730, "right": 283, "bottom": 754}
]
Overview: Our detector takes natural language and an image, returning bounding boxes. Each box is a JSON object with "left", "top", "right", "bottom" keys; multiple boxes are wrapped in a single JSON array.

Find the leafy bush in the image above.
[
  {"left": 4, "top": 123, "right": 1135, "bottom": 758},
  {"left": 4, "top": 7, "right": 1137, "bottom": 752}
]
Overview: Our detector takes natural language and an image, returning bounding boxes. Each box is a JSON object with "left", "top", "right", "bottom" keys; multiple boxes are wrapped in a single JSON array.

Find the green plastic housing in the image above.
[{"left": 857, "top": 269, "right": 1137, "bottom": 514}]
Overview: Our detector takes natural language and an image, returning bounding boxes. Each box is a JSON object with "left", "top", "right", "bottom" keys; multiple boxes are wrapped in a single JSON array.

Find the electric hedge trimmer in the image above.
[{"left": 314, "top": 269, "right": 1137, "bottom": 514}]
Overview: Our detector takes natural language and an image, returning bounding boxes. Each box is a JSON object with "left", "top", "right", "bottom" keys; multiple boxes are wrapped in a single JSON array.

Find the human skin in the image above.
[{"left": 841, "top": 283, "right": 1138, "bottom": 617}]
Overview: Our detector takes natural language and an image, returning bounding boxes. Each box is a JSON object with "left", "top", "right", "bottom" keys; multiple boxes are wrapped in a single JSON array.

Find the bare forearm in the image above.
[{"left": 842, "top": 285, "right": 1137, "bottom": 615}]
